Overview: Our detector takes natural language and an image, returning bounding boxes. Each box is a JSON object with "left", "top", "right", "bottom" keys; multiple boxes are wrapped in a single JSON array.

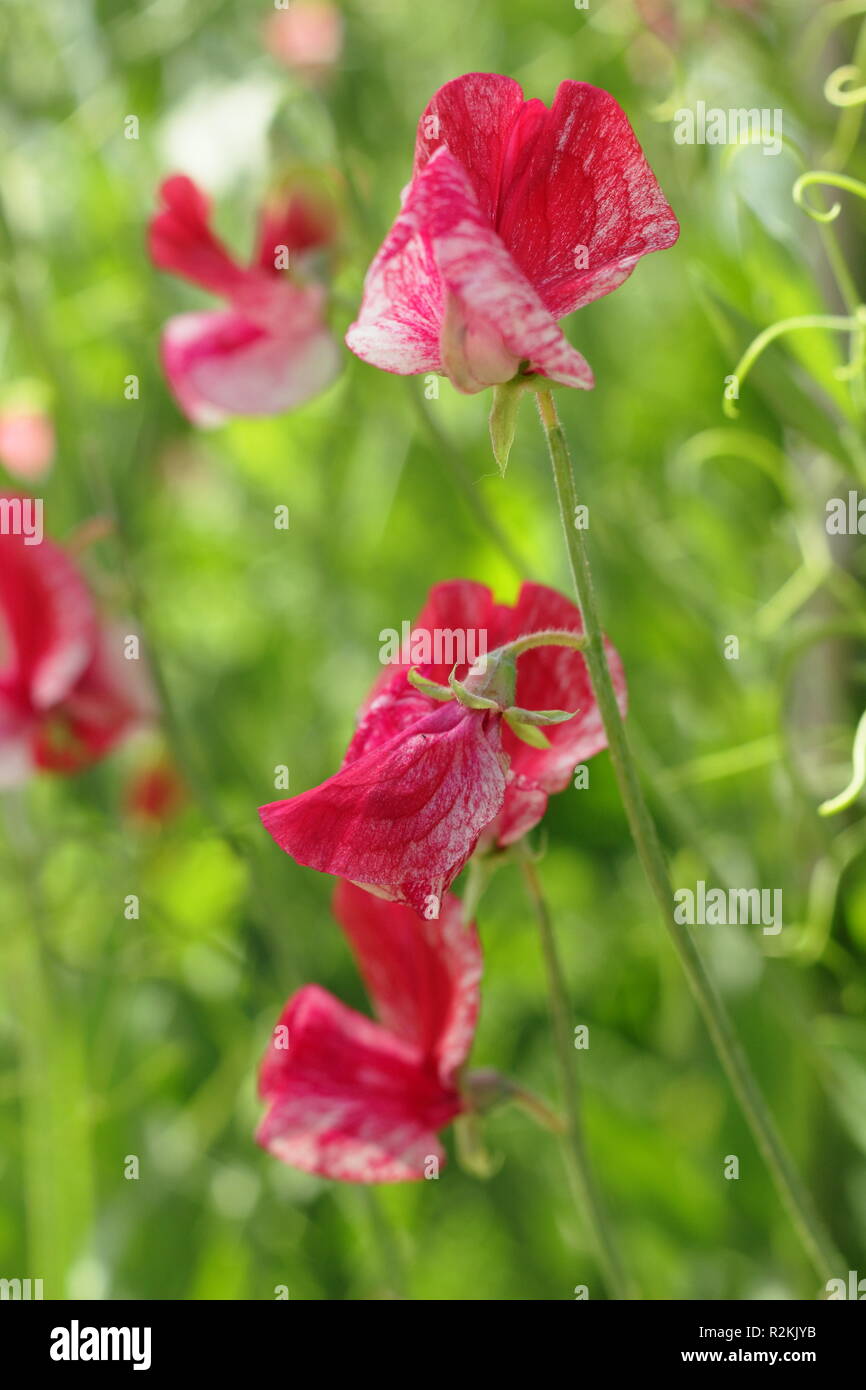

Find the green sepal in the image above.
[
  {"left": 504, "top": 712, "right": 552, "bottom": 748},
  {"left": 448, "top": 669, "right": 499, "bottom": 710},
  {"left": 407, "top": 667, "right": 454, "bottom": 702},
  {"left": 505, "top": 705, "right": 578, "bottom": 726},
  {"left": 488, "top": 380, "right": 525, "bottom": 477}
]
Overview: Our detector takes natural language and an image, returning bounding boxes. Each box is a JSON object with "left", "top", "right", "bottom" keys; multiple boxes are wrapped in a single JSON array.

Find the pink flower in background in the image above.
[
  {"left": 0, "top": 498, "right": 154, "bottom": 782},
  {"left": 257, "top": 882, "right": 481, "bottom": 1182},
  {"left": 346, "top": 72, "right": 679, "bottom": 393},
  {"left": 0, "top": 410, "right": 55, "bottom": 482},
  {"left": 262, "top": 693, "right": 505, "bottom": 918},
  {"left": 149, "top": 175, "right": 340, "bottom": 426},
  {"left": 259, "top": 580, "right": 625, "bottom": 916},
  {"left": 264, "top": 2, "right": 343, "bottom": 82}
]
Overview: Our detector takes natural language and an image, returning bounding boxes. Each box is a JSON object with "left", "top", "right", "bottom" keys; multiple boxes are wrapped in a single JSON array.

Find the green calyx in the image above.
[
  {"left": 406, "top": 669, "right": 453, "bottom": 701},
  {"left": 488, "top": 380, "right": 526, "bottom": 476},
  {"left": 407, "top": 642, "right": 578, "bottom": 743},
  {"left": 408, "top": 649, "right": 518, "bottom": 711},
  {"left": 448, "top": 670, "right": 500, "bottom": 710},
  {"left": 488, "top": 368, "right": 561, "bottom": 476}
]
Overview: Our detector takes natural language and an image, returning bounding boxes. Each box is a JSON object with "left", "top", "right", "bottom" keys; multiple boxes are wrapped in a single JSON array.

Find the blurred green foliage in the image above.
[{"left": 1, "top": 0, "right": 865, "bottom": 1300}]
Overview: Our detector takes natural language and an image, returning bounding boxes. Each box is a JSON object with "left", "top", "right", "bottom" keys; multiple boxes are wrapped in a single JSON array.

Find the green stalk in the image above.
[
  {"left": 516, "top": 842, "right": 634, "bottom": 1300},
  {"left": 535, "top": 388, "right": 844, "bottom": 1285}
]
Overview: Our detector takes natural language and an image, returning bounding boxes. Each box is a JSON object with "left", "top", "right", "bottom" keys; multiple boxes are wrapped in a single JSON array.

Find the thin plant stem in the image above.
[
  {"left": 516, "top": 841, "right": 635, "bottom": 1300},
  {"left": 500, "top": 630, "right": 588, "bottom": 658},
  {"left": 723, "top": 313, "right": 859, "bottom": 419},
  {"left": 535, "top": 387, "right": 845, "bottom": 1286}
]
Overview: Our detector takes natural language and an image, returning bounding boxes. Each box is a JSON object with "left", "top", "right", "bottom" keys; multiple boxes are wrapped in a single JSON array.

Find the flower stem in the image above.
[
  {"left": 516, "top": 841, "right": 635, "bottom": 1300},
  {"left": 498, "top": 629, "right": 588, "bottom": 659},
  {"left": 535, "top": 388, "right": 845, "bottom": 1285},
  {"left": 509, "top": 1083, "right": 567, "bottom": 1135}
]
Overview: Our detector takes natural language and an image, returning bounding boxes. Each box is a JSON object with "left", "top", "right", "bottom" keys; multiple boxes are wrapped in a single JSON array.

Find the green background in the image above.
[{"left": 1, "top": 0, "right": 865, "bottom": 1300}]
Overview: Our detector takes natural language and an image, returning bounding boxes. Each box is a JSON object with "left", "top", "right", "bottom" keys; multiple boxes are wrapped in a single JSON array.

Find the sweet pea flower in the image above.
[
  {"left": 257, "top": 881, "right": 481, "bottom": 1182},
  {"left": 346, "top": 72, "right": 679, "bottom": 394},
  {"left": 150, "top": 174, "right": 340, "bottom": 426},
  {"left": 259, "top": 580, "right": 625, "bottom": 917},
  {"left": 0, "top": 497, "right": 154, "bottom": 783}
]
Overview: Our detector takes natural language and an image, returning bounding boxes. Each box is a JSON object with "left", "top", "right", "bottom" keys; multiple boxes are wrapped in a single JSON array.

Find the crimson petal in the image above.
[
  {"left": 149, "top": 175, "right": 246, "bottom": 297},
  {"left": 496, "top": 81, "right": 680, "bottom": 320},
  {"left": 413, "top": 72, "right": 528, "bottom": 223},
  {"left": 333, "top": 882, "right": 481, "bottom": 1086},
  {"left": 260, "top": 700, "right": 507, "bottom": 916},
  {"left": 257, "top": 986, "right": 460, "bottom": 1182}
]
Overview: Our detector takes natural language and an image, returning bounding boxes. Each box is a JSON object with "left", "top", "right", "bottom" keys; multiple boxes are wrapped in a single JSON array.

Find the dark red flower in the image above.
[
  {"left": 257, "top": 883, "right": 481, "bottom": 1182},
  {"left": 150, "top": 175, "right": 340, "bottom": 425},
  {"left": 259, "top": 580, "right": 625, "bottom": 915},
  {"left": 346, "top": 72, "right": 678, "bottom": 393},
  {"left": 262, "top": 695, "right": 506, "bottom": 918},
  {"left": 0, "top": 498, "right": 153, "bottom": 782}
]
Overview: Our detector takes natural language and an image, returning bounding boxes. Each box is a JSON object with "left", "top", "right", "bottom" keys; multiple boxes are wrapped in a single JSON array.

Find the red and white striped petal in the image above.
[{"left": 257, "top": 986, "right": 460, "bottom": 1183}]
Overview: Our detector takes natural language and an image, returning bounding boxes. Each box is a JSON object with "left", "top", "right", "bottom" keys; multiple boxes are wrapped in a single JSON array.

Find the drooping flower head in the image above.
[
  {"left": 259, "top": 580, "right": 625, "bottom": 917},
  {"left": 149, "top": 174, "right": 340, "bottom": 426},
  {"left": 0, "top": 496, "right": 154, "bottom": 783},
  {"left": 257, "top": 882, "right": 481, "bottom": 1182},
  {"left": 346, "top": 72, "right": 679, "bottom": 394}
]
